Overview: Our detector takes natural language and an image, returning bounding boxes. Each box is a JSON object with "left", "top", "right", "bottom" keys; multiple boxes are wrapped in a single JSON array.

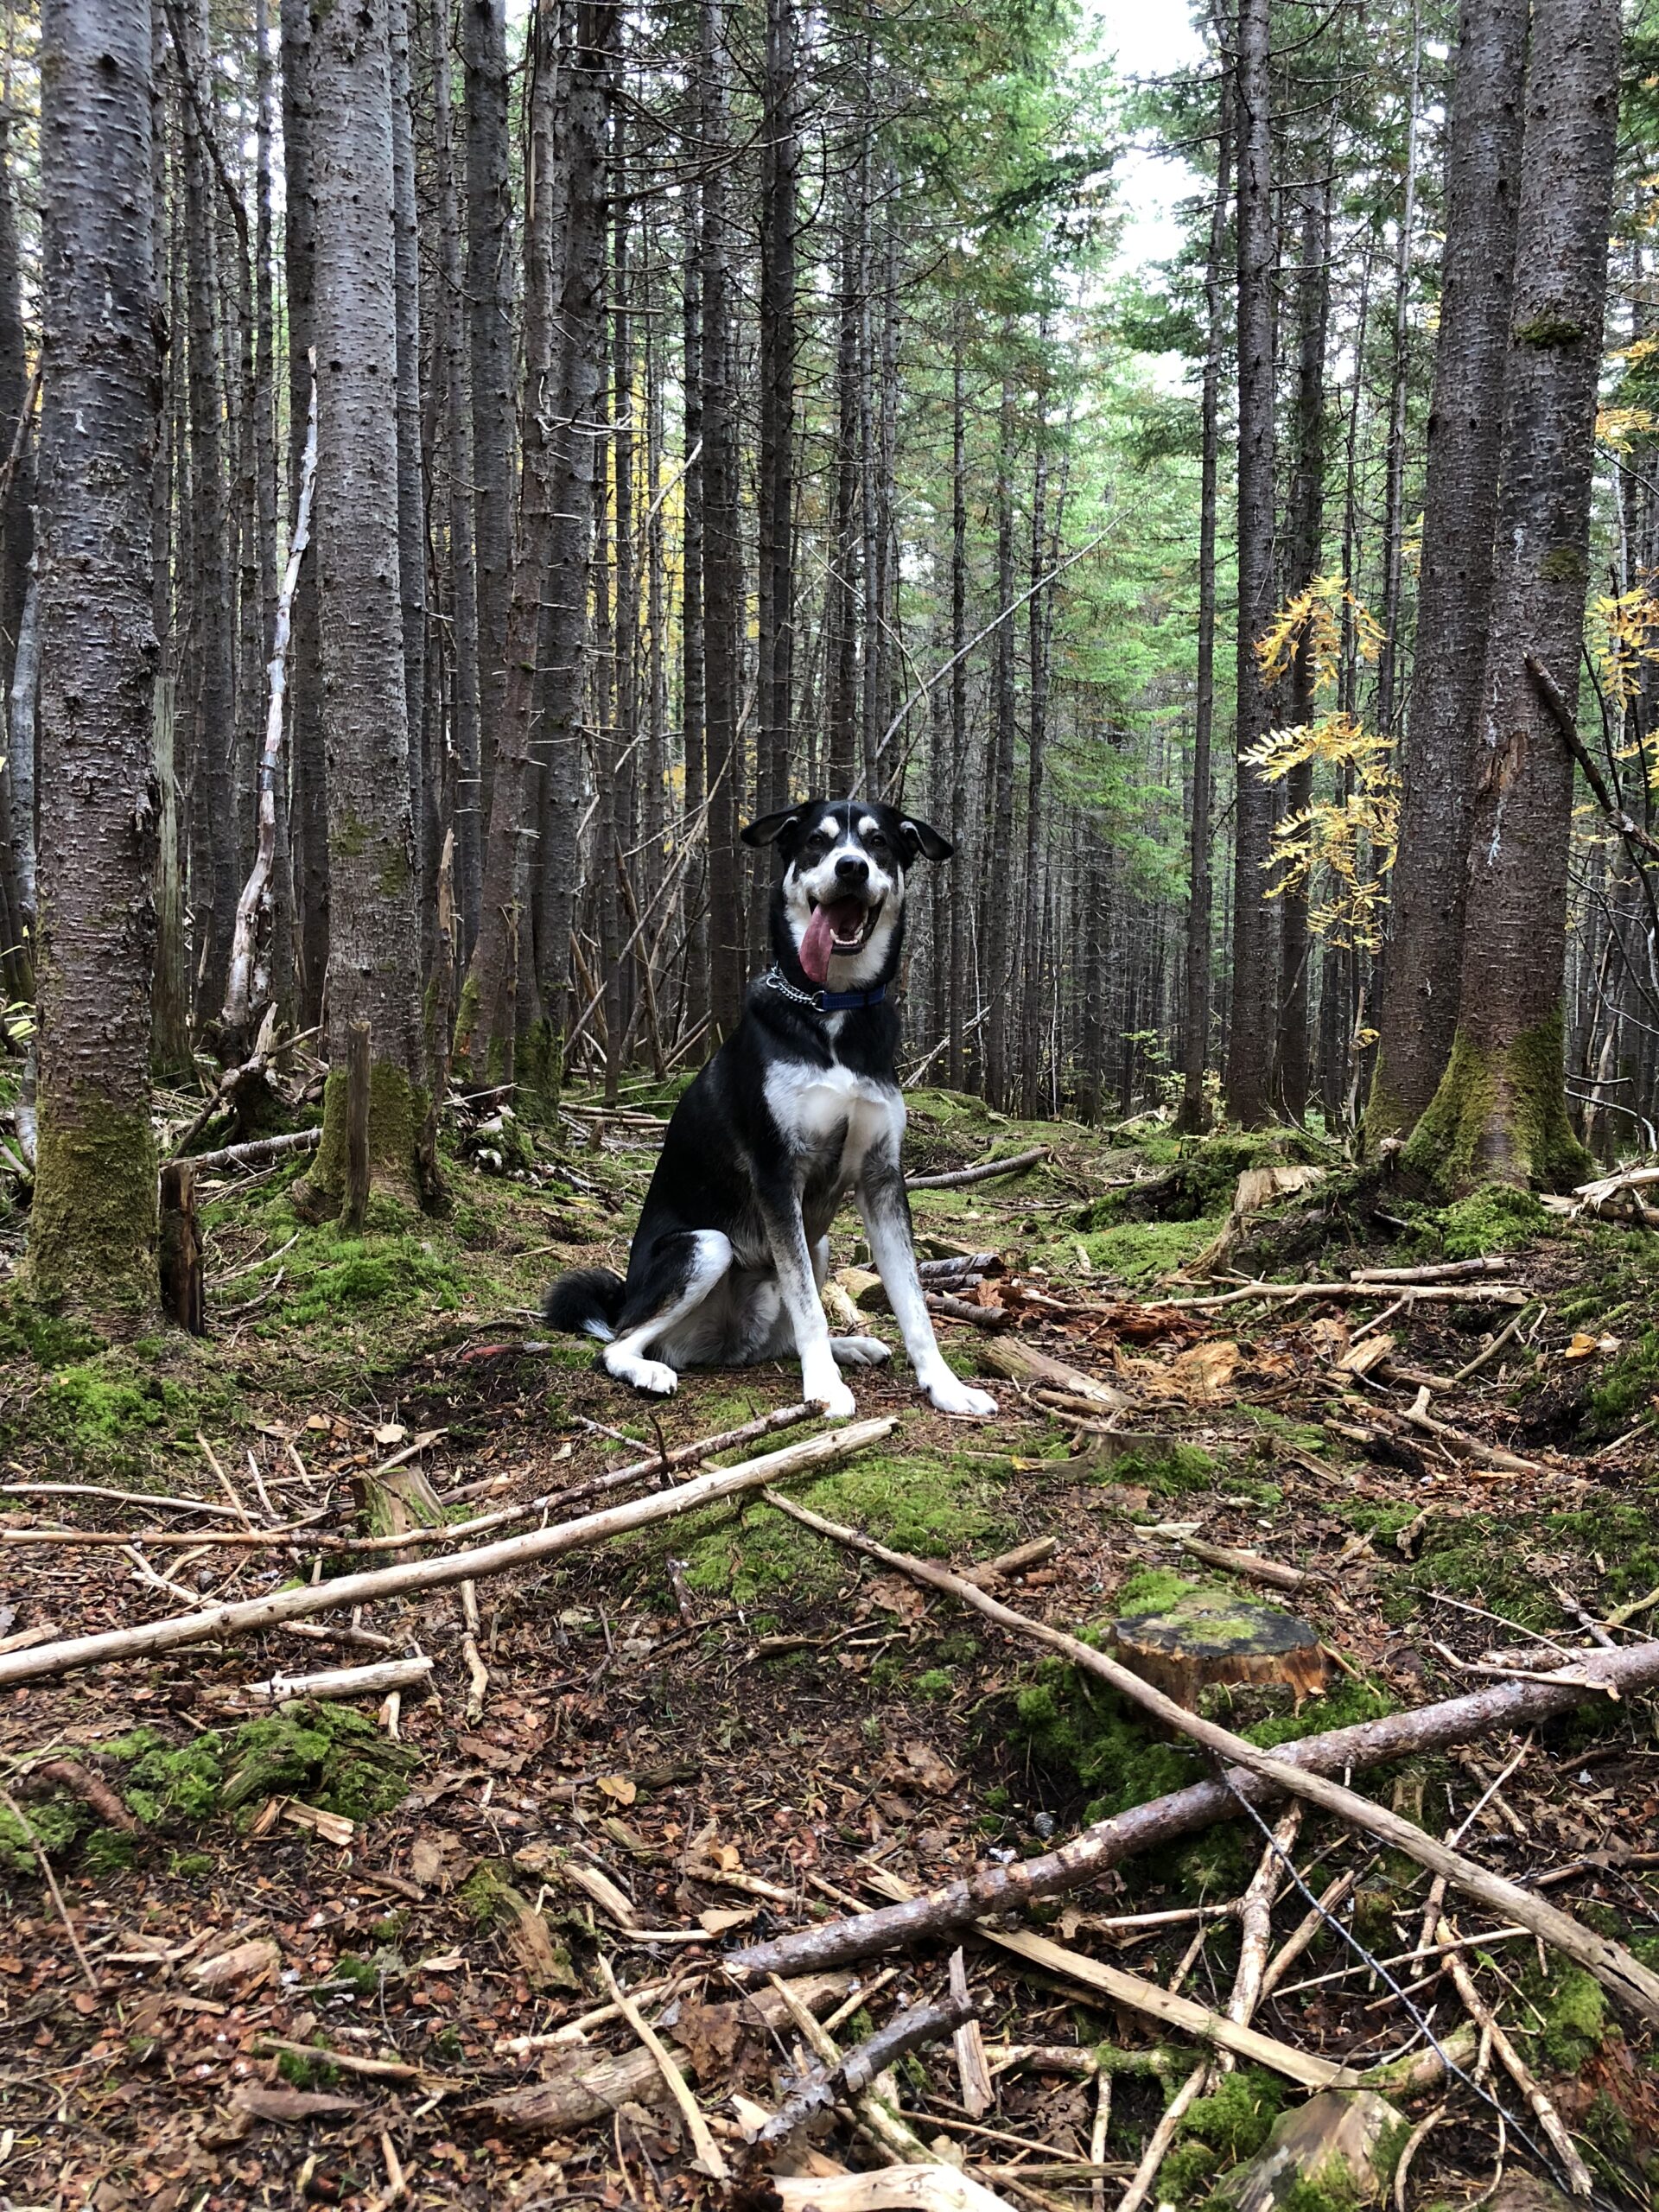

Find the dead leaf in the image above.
[
  {"left": 1337, "top": 1334, "right": 1395, "bottom": 1376},
  {"left": 861, "top": 1574, "right": 927, "bottom": 1623},
  {"left": 373, "top": 1422, "right": 409, "bottom": 1447},
  {"left": 189, "top": 1937, "right": 279, "bottom": 1995},
  {"left": 1307, "top": 1316, "right": 1351, "bottom": 1360},
  {"left": 671, "top": 1997, "right": 745, "bottom": 2077},
  {"left": 595, "top": 1774, "right": 638, "bottom": 1807},
  {"left": 902, "top": 1742, "right": 960, "bottom": 1796},
  {"left": 1172, "top": 1338, "right": 1241, "bottom": 1401},
  {"left": 697, "top": 1906, "right": 755, "bottom": 1936},
  {"left": 231, "top": 2084, "right": 361, "bottom": 2122},
  {"left": 410, "top": 1834, "right": 445, "bottom": 1888},
  {"left": 1565, "top": 1332, "right": 1618, "bottom": 1362}
]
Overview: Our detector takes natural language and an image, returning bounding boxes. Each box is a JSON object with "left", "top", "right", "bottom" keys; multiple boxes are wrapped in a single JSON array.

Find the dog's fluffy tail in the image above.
[{"left": 543, "top": 1266, "right": 627, "bottom": 1343}]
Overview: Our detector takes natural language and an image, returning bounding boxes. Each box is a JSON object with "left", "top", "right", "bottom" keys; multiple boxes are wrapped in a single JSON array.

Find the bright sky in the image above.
[{"left": 1084, "top": 0, "right": 1208, "bottom": 277}]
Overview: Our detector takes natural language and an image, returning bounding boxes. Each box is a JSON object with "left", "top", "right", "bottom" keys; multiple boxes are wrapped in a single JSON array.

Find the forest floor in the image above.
[{"left": 3, "top": 1085, "right": 1659, "bottom": 2210}]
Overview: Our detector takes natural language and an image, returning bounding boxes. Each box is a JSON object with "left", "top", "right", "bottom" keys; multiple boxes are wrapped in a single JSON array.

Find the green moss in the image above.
[
  {"left": 1540, "top": 1963, "right": 1605, "bottom": 2069},
  {"left": 915, "top": 1669, "right": 955, "bottom": 1699},
  {"left": 0, "top": 1793, "right": 85, "bottom": 1873},
  {"left": 1539, "top": 545, "right": 1588, "bottom": 585},
  {"left": 1076, "top": 1215, "right": 1229, "bottom": 1281},
  {"left": 1516, "top": 310, "right": 1587, "bottom": 346},
  {"left": 460, "top": 1862, "right": 509, "bottom": 1926},
  {"left": 112, "top": 1728, "right": 225, "bottom": 1825},
  {"left": 1117, "top": 1567, "right": 1206, "bottom": 1616},
  {"left": 219, "top": 1701, "right": 417, "bottom": 1821},
  {"left": 0, "top": 1290, "right": 99, "bottom": 1367},
  {"left": 1104, "top": 1445, "right": 1218, "bottom": 1497},
  {"left": 672, "top": 1450, "right": 1006, "bottom": 1604},
  {"left": 1431, "top": 1185, "right": 1548, "bottom": 1262},
  {"left": 1402, "top": 1011, "right": 1591, "bottom": 1196},
  {"left": 304, "top": 1059, "right": 434, "bottom": 1215},
  {"left": 277, "top": 2047, "right": 341, "bottom": 2090},
  {"left": 1159, "top": 2068, "right": 1286, "bottom": 2202},
  {"left": 1589, "top": 1332, "right": 1659, "bottom": 1434},
  {"left": 21, "top": 1099, "right": 159, "bottom": 1325},
  {"left": 275, "top": 1224, "right": 463, "bottom": 1325},
  {"left": 332, "top": 810, "right": 371, "bottom": 861}
]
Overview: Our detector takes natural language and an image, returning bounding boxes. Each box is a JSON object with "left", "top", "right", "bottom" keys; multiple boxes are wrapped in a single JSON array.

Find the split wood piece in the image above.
[
  {"left": 2, "top": 1482, "right": 243, "bottom": 1521},
  {"left": 761, "top": 1991, "right": 976, "bottom": 2142},
  {"left": 170, "top": 1125, "right": 321, "bottom": 1176},
  {"left": 342, "top": 1018, "right": 372, "bottom": 1232},
  {"left": 1177, "top": 1536, "right": 1313, "bottom": 1594},
  {"left": 564, "top": 1858, "right": 639, "bottom": 1930},
  {"left": 835, "top": 1265, "right": 887, "bottom": 1311},
  {"left": 594, "top": 1954, "right": 728, "bottom": 2182},
  {"left": 962, "top": 1537, "right": 1058, "bottom": 1588},
  {"left": 918, "top": 1253, "right": 1001, "bottom": 1281},
  {"left": 739, "top": 1492, "right": 1659, "bottom": 2029},
  {"left": 1153, "top": 1281, "right": 1529, "bottom": 1314},
  {"left": 1112, "top": 1592, "right": 1326, "bottom": 1708},
  {"left": 159, "top": 1160, "right": 205, "bottom": 1335},
  {"left": 949, "top": 1948, "right": 993, "bottom": 2118},
  {"left": 906, "top": 1146, "right": 1049, "bottom": 1192},
  {"left": 1435, "top": 1916, "right": 1592, "bottom": 2197},
  {"left": 245, "top": 1656, "right": 431, "bottom": 1703},
  {"left": 823, "top": 1278, "right": 863, "bottom": 1332},
  {"left": 977, "top": 1337, "right": 1130, "bottom": 1410},
  {"left": 1351, "top": 1256, "right": 1516, "bottom": 1284},
  {"left": 1224, "top": 1806, "right": 1302, "bottom": 2060},
  {"left": 1257, "top": 1867, "right": 1361, "bottom": 2001},
  {"left": 727, "top": 1640, "right": 1659, "bottom": 1986},
  {"left": 0, "top": 1419, "right": 898, "bottom": 1690},
  {"left": 927, "top": 1292, "right": 1009, "bottom": 1332},
  {"left": 774, "top": 2171, "right": 1020, "bottom": 2212},
  {"left": 459, "top": 1581, "right": 488, "bottom": 1721},
  {"left": 977, "top": 1928, "right": 1362, "bottom": 2090}
]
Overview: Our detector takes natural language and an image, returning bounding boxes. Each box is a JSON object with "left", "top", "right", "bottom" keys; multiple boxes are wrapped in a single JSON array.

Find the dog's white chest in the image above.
[{"left": 764, "top": 1060, "right": 902, "bottom": 1182}]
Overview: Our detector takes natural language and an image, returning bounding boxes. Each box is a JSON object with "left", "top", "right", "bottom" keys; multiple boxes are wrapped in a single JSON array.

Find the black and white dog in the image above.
[{"left": 543, "top": 798, "right": 996, "bottom": 1421}]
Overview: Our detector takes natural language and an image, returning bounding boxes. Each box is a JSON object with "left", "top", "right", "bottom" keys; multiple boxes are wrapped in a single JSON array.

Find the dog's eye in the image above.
[{"left": 867, "top": 831, "right": 888, "bottom": 853}]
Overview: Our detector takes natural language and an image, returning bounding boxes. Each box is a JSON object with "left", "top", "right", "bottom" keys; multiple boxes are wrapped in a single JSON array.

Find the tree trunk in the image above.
[
  {"left": 0, "top": 111, "right": 35, "bottom": 690},
  {"left": 947, "top": 323, "right": 968, "bottom": 1091},
  {"left": 700, "top": 0, "right": 744, "bottom": 1039},
  {"left": 302, "top": 0, "right": 435, "bottom": 1213},
  {"left": 1177, "top": 86, "right": 1230, "bottom": 1135},
  {"left": 1277, "top": 156, "right": 1332, "bottom": 1124},
  {"left": 1373, "top": 16, "right": 1421, "bottom": 751},
  {"left": 680, "top": 165, "right": 709, "bottom": 1040},
  {"left": 1403, "top": 0, "right": 1618, "bottom": 1192},
  {"left": 825, "top": 200, "right": 859, "bottom": 793},
  {"left": 430, "top": 0, "right": 483, "bottom": 960},
  {"left": 181, "top": 0, "right": 237, "bottom": 1026},
  {"left": 389, "top": 0, "right": 426, "bottom": 922},
  {"left": 982, "top": 362, "right": 1018, "bottom": 1110},
  {"left": 756, "top": 0, "right": 797, "bottom": 823},
  {"left": 280, "top": 0, "right": 328, "bottom": 1025},
  {"left": 1225, "top": 0, "right": 1277, "bottom": 1128},
  {"left": 26, "top": 0, "right": 161, "bottom": 1325},
  {"left": 461, "top": 0, "right": 514, "bottom": 836},
  {"left": 1368, "top": 0, "right": 1529, "bottom": 1141}
]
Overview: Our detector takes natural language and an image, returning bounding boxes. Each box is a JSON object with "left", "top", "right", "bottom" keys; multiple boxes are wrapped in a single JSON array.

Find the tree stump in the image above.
[
  {"left": 158, "top": 1160, "right": 205, "bottom": 1336},
  {"left": 353, "top": 1463, "right": 446, "bottom": 1540},
  {"left": 1112, "top": 1592, "right": 1326, "bottom": 1709}
]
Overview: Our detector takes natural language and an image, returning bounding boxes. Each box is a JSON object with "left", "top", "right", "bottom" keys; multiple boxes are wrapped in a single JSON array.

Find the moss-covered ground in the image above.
[{"left": 3, "top": 1094, "right": 1659, "bottom": 2204}]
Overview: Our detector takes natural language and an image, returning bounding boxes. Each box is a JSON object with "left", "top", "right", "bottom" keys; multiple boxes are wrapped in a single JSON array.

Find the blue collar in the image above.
[{"left": 764, "top": 965, "right": 887, "bottom": 1015}]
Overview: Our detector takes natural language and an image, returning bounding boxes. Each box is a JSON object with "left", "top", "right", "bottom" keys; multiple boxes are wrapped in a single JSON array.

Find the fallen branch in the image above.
[
  {"left": 245, "top": 1656, "right": 432, "bottom": 1704},
  {"left": 734, "top": 1494, "right": 1659, "bottom": 2028},
  {"left": 2, "top": 1482, "right": 243, "bottom": 1521},
  {"left": 25, "top": 1758, "right": 143, "bottom": 1834},
  {"left": 1389, "top": 1389, "right": 1542, "bottom": 1476},
  {"left": 926, "top": 1292, "right": 1009, "bottom": 1332},
  {"left": 1152, "top": 1280, "right": 1528, "bottom": 1314},
  {"left": 168, "top": 1126, "right": 321, "bottom": 1176},
  {"left": 774, "top": 2171, "right": 1020, "bottom": 2212},
  {"left": 906, "top": 1146, "right": 1049, "bottom": 1192},
  {"left": 595, "top": 1954, "right": 727, "bottom": 2182},
  {"left": 1178, "top": 1537, "right": 1313, "bottom": 1592},
  {"left": 761, "top": 1993, "right": 975, "bottom": 2142},
  {"left": 976, "top": 1337, "right": 1130, "bottom": 1410},
  {"left": 1435, "top": 1916, "right": 1592, "bottom": 2197},
  {"left": 1350, "top": 1257, "right": 1515, "bottom": 1284},
  {"left": 0, "top": 1421, "right": 897, "bottom": 1690}
]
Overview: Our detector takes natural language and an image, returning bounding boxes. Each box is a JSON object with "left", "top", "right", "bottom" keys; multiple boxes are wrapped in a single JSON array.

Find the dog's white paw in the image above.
[
  {"left": 923, "top": 1374, "right": 996, "bottom": 1419},
  {"left": 830, "top": 1335, "right": 892, "bottom": 1368},
  {"left": 607, "top": 1352, "right": 679, "bottom": 1396},
  {"left": 805, "top": 1370, "right": 858, "bottom": 1421}
]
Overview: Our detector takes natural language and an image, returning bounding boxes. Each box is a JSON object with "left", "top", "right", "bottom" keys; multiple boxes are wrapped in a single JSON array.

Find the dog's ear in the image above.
[
  {"left": 898, "top": 816, "right": 954, "bottom": 863},
  {"left": 741, "top": 807, "right": 801, "bottom": 850}
]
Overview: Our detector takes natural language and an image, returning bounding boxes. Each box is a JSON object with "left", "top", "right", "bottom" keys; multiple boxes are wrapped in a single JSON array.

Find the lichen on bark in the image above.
[{"left": 1402, "top": 1007, "right": 1591, "bottom": 1195}]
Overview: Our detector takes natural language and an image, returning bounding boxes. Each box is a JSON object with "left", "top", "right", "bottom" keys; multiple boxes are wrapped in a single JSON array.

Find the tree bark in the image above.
[
  {"left": 0, "top": 111, "right": 35, "bottom": 692},
  {"left": 1177, "top": 80, "right": 1230, "bottom": 1136},
  {"left": 1404, "top": 0, "right": 1618, "bottom": 1193},
  {"left": 389, "top": 0, "right": 426, "bottom": 921},
  {"left": 302, "top": 0, "right": 435, "bottom": 1212},
  {"left": 680, "top": 162, "right": 708, "bottom": 1040},
  {"left": 280, "top": 0, "right": 328, "bottom": 1025},
  {"left": 756, "top": 0, "right": 797, "bottom": 826},
  {"left": 26, "top": 0, "right": 161, "bottom": 1325},
  {"left": 461, "top": 0, "right": 514, "bottom": 835},
  {"left": 1225, "top": 0, "right": 1277, "bottom": 1127},
  {"left": 1368, "top": 0, "right": 1529, "bottom": 1141},
  {"left": 982, "top": 362, "right": 1018, "bottom": 1111}
]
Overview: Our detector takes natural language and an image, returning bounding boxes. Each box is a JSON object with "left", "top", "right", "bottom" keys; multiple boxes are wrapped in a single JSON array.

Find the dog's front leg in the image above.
[
  {"left": 758, "top": 1184, "right": 857, "bottom": 1420},
  {"left": 857, "top": 1160, "right": 996, "bottom": 1418}
]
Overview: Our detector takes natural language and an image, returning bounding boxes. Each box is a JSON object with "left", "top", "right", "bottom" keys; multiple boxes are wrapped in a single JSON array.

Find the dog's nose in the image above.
[{"left": 836, "top": 855, "right": 869, "bottom": 887}]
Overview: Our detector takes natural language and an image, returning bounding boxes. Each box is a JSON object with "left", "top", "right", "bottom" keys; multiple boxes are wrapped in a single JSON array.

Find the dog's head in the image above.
[{"left": 741, "top": 798, "right": 953, "bottom": 989}]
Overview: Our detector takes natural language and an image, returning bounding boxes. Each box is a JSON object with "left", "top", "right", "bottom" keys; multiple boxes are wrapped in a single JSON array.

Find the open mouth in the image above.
[{"left": 800, "top": 893, "right": 884, "bottom": 984}]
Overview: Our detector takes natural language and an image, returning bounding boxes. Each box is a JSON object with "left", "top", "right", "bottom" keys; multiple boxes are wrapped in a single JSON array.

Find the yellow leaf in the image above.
[{"left": 595, "top": 1774, "right": 637, "bottom": 1806}]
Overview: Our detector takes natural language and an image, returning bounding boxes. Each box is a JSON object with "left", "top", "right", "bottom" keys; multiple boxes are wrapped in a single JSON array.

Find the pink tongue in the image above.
[{"left": 799, "top": 899, "right": 863, "bottom": 986}]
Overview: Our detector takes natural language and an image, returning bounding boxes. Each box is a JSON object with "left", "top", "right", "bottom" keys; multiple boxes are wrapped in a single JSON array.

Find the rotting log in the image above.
[
  {"left": 729, "top": 1501, "right": 1659, "bottom": 2025},
  {"left": 976, "top": 1336, "right": 1130, "bottom": 1410},
  {"left": 0, "top": 1420, "right": 897, "bottom": 1690}
]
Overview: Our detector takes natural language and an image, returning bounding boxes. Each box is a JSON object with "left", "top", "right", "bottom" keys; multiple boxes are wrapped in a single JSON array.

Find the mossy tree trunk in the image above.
[
  {"left": 26, "top": 0, "right": 162, "bottom": 1329},
  {"left": 1366, "top": 0, "right": 1529, "bottom": 1146},
  {"left": 302, "top": 0, "right": 440, "bottom": 1217},
  {"left": 1403, "top": 0, "right": 1618, "bottom": 1196}
]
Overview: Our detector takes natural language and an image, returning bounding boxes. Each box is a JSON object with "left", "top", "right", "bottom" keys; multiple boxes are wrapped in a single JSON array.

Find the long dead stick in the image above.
[
  {"left": 736, "top": 1493, "right": 1659, "bottom": 2027},
  {"left": 905, "top": 1146, "right": 1049, "bottom": 1192},
  {"left": 0, "top": 1421, "right": 894, "bottom": 1690}
]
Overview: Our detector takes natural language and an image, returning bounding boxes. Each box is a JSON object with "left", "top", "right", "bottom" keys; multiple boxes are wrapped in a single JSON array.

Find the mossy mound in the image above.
[
  {"left": 0, "top": 1727, "right": 225, "bottom": 1877},
  {"left": 1157, "top": 2067, "right": 1287, "bottom": 2202},
  {"left": 665, "top": 1446, "right": 1008, "bottom": 1605},
  {"left": 1402, "top": 1011, "right": 1591, "bottom": 1196},
  {"left": 1076, "top": 1130, "right": 1332, "bottom": 1233},
  {"left": 1100, "top": 1444, "right": 1220, "bottom": 1497},
  {"left": 220, "top": 1700, "right": 419, "bottom": 1821}
]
